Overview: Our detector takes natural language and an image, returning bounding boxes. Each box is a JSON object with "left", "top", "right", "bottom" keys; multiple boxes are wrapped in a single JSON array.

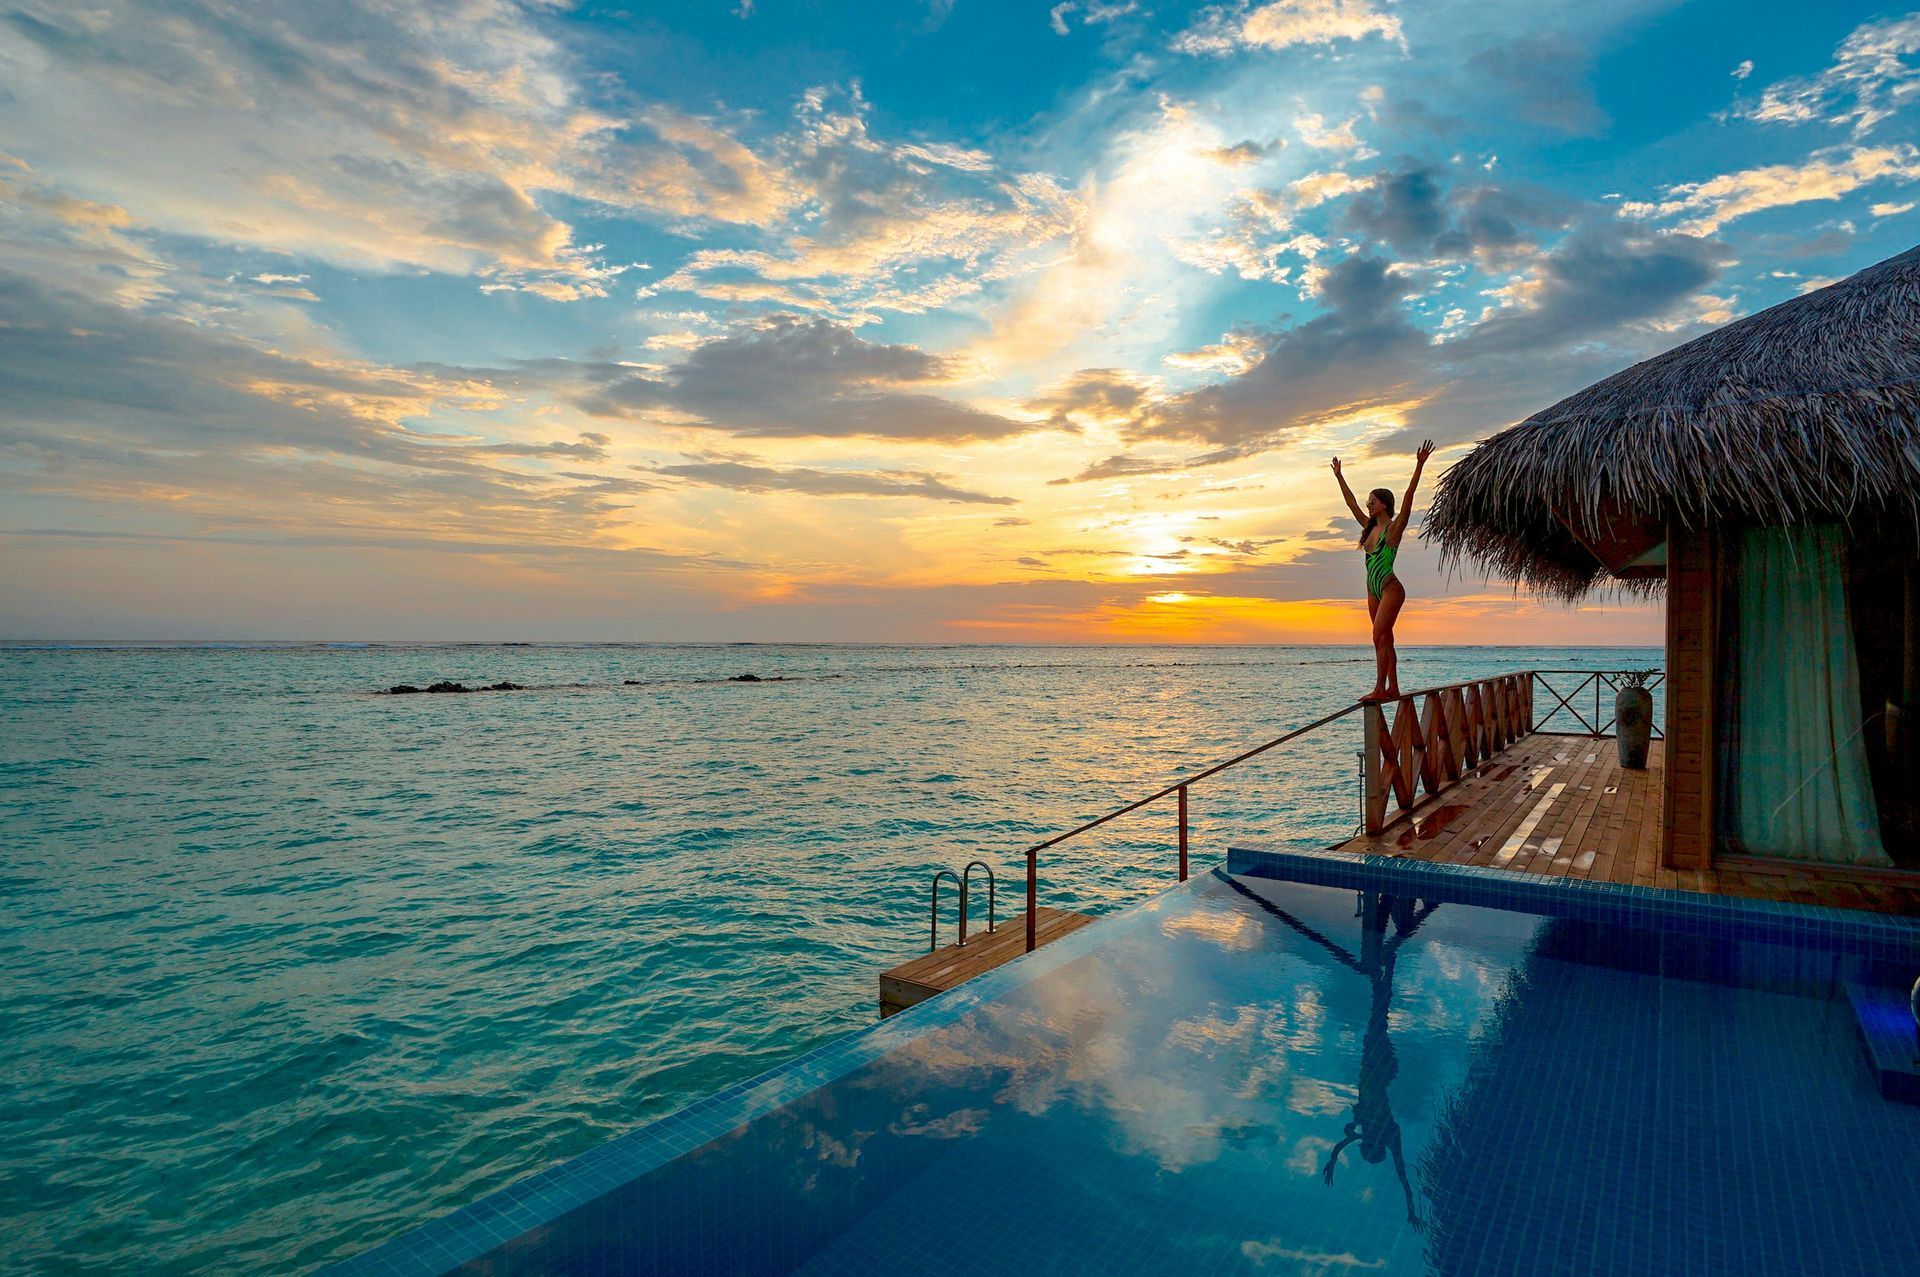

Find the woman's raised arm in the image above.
[
  {"left": 1330, "top": 457, "right": 1366, "bottom": 526},
  {"left": 1388, "top": 440, "right": 1435, "bottom": 543}
]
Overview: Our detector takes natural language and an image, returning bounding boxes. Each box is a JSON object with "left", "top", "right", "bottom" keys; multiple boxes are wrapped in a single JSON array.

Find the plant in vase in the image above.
[{"left": 1615, "top": 669, "right": 1655, "bottom": 769}]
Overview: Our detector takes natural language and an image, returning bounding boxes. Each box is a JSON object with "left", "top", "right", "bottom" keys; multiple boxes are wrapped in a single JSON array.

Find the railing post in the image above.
[
  {"left": 1362, "top": 701, "right": 1386, "bottom": 834},
  {"left": 1025, "top": 848, "right": 1037, "bottom": 953},
  {"left": 1177, "top": 784, "right": 1189, "bottom": 881}
]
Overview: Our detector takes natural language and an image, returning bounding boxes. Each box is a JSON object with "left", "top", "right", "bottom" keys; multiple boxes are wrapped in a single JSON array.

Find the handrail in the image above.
[
  {"left": 928, "top": 869, "right": 961, "bottom": 953},
  {"left": 1021, "top": 700, "right": 1366, "bottom": 952},
  {"left": 960, "top": 860, "right": 995, "bottom": 943},
  {"left": 928, "top": 665, "right": 1666, "bottom": 955}
]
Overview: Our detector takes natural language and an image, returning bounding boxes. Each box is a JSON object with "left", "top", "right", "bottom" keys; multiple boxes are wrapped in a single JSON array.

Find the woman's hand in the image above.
[
  {"left": 1415, "top": 439, "right": 1434, "bottom": 464},
  {"left": 1330, "top": 456, "right": 1343, "bottom": 476}
]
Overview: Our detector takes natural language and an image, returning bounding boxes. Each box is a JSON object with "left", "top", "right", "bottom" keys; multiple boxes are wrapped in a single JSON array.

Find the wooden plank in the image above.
[
  {"left": 1507, "top": 748, "right": 1597, "bottom": 875},
  {"left": 880, "top": 907, "right": 1095, "bottom": 1015}
]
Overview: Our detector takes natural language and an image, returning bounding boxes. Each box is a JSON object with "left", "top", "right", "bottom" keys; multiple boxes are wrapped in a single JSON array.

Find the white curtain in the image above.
[{"left": 1721, "top": 525, "right": 1889, "bottom": 866}]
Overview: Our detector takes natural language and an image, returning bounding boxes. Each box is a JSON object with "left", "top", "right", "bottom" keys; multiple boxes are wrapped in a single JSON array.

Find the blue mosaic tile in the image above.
[{"left": 1225, "top": 845, "right": 1920, "bottom": 962}]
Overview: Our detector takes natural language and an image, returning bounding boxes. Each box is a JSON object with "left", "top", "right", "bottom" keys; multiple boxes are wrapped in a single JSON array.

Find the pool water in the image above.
[{"left": 333, "top": 858, "right": 1920, "bottom": 1276}]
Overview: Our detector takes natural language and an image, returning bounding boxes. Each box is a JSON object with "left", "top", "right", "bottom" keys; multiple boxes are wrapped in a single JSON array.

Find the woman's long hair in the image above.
[{"left": 1360, "top": 488, "right": 1395, "bottom": 545}]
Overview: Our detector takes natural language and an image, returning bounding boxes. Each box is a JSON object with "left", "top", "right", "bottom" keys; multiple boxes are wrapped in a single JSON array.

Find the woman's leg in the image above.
[
  {"left": 1373, "top": 577, "right": 1406, "bottom": 698},
  {"left": 1364, "top": 592, "right": 1386, "bottom": 698}
]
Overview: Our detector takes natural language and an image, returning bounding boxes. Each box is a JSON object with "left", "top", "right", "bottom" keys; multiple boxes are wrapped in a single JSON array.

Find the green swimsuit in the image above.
[{"left": 1364, "top": 534, "right": 1397, "bottom": 599}]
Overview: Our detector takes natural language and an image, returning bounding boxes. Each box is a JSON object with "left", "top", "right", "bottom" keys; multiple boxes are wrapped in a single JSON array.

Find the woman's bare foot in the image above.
[{"left": 1359, "top": 689, "right": 1389, "bottom": 703}]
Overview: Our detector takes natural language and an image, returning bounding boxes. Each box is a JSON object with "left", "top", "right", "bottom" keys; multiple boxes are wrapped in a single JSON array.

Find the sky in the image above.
[{"left": 2, "top": 0, "right": 1917, "bottom": 642}]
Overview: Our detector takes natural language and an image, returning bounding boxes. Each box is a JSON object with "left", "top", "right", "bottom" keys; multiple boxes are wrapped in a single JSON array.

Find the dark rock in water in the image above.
[
  {"left": 425, "top": 681, "right": 472, "bottom": 694},
  {"left": 387, "top": 684, "right": 422, "bottom": 695},
  {"left": 729, "top": 673, "right": 763, "bottom": 682},
  {"left": 486, "top": 681, "right": 524, "bottom": 691},
  {"left": 623, "top": 679, "right": 645, "bottom": 685}
]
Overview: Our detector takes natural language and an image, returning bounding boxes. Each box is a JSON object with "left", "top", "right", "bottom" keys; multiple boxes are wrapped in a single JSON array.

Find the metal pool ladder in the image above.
[{"left": 927, "top": 860, "right": 996, "bottom": 951}]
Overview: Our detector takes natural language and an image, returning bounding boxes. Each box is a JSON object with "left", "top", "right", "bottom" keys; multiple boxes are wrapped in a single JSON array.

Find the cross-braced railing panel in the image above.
[{"left": 1363, "top": 672, "right": 1534, "bottom": 834}]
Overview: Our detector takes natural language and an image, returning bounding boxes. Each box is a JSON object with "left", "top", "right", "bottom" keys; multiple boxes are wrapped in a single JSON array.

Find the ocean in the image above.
[{"left": 0, "top": 642, "right": 1659, "bottom": 1274}]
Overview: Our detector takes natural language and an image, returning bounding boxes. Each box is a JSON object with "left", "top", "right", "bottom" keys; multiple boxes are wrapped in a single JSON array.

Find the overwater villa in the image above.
[
  {"left": 326, "top": 251, "right": 1920, "bottom": 1276},
  {"left": 1423, "top": 241, "right": 1920, "bottom": 885}
]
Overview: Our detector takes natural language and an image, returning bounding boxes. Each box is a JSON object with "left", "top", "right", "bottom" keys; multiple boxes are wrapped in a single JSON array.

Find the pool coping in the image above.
[
  {"left": 1227, "top": 845, "right": 1920, "bottom": 961},
  {"left": 318, "top": 875, "right": 1210, "bottom": 1276}
]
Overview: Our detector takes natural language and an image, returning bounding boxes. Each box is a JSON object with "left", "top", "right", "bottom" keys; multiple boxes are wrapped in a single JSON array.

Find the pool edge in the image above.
[{"left": 1226, "top": 845, "right": 1920, "bottom": 960}]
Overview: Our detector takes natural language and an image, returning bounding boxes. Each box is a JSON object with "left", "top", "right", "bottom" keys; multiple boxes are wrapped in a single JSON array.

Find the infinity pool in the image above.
[{"left": 331, "top": 853, "right": 1920, "bottom": 1276}]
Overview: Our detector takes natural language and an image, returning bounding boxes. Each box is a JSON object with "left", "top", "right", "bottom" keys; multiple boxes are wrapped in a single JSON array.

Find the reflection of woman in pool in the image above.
[
  {"left": 1319, "top": 892, "right": 1430, "bottom": 1232},
  {"left": 1214, "top": 877, "right": 1436, "bottom": 1231}
]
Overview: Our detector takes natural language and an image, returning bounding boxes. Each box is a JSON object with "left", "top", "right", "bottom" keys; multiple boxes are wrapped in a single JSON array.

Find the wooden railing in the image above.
[{"left": 1362, "top": 673, "right": 1534, "bottom": 834}]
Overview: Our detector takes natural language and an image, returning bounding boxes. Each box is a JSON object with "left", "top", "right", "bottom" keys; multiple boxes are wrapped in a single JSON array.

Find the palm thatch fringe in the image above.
[{"left": 1426, "top": 243, "right": 1920, "bottom": 599}]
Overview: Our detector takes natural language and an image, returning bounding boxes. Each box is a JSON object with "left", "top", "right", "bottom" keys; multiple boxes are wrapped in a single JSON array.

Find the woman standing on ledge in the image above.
[{"left": 1331, "top": 440, "right": 1434, "bottom": 703}]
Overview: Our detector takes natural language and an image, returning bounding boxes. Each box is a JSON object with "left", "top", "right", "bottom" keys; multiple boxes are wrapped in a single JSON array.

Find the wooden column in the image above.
[
  {"left": 1362, "top": 702, "right": 1387, "bottom": 833},
  {"left": 1661, "top": 524, "right": 1716, "bottom": 869}
]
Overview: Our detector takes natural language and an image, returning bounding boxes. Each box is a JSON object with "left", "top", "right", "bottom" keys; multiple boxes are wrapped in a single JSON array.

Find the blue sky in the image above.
[{"left": 2, "top": 1, "right": 1916, "bottom": 640}]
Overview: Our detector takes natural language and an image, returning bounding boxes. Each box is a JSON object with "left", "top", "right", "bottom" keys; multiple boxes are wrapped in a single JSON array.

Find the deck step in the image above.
[
  {"left": 1846, "top": 982, "right": 1920, "bottom": 1104},
  {"left": 879, "top": 908, "right": 1094, "bottom": 1018}
]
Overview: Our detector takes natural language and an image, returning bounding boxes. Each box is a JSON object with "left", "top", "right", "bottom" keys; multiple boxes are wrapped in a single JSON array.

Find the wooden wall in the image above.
[{"left": 1662, "top": 524, "right": 1716, "bottom": 869}]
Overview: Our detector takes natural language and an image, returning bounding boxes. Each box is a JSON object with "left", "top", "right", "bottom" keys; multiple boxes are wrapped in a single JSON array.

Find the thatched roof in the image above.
[{"left": 1426, "top": 242, "right": 1920, "bottom": 598}]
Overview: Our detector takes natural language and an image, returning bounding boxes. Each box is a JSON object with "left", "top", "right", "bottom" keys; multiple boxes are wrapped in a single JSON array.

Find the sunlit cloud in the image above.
[
  {"left": 1737, "top": 13, "right": 1920, "bottom": 136},
  {"left": 1175, "top": 0, "right": 1406, "bottom": 57},
  {"left": 1622, "top": 145, "right": 1920, "bottom": 233}
]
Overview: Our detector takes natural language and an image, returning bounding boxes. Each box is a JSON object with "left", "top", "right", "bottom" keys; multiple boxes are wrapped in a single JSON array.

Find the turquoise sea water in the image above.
[{"left": 0, "top": 643, "right": 1657, "bottom": 1274}]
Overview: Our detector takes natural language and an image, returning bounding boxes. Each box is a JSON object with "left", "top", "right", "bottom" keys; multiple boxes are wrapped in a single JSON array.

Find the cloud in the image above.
[
  {"left": 594, "top": 107, "right": 798, "bottom": 228},
  {"left": 652, "top": 459, "right": 1015, "bottom": 504},
  {"left": 1453, "top": 222, "right": 1731, "bottom": 352},
  {"left": 1049, "top": 2, "right": 1140, "bottom": 36},
  {"left": 1465, "top": 36, "right": 1608, "bottom": 136},
  {"left": 1342, "top": 163, "right": 1573, "bottom": 261},
  {"left": 1171, "top": 187, "right": 1325, "bottom": 282},
  {"left": 1068, "top": 215, "right": 1732, "bottom": 466},
  {"left": 1289, "top": 169, "right": 1373, "bottom": 209},
  {"left": 578, "top": 315, "right": 1033, "bottom": 440},
  {"left": 0, "top": 1, "right": 792, "bottom": 299},
  {"left": 1048, "top": 447, "right": 1244, "bottom": 483},
  {"left": 1163, "top": 330, "right": 1267, "bottom": 375},
  {"left": 1175, "top": 0, "right": 1405, "bottom": 56},
  {"left": 1294, "top": 112, "right": 1365, "bottom": 152},
  {"left": 1624, "top": 144, "right": 1920, "bottom": 233},
  {"left": 1139, "top": 252, "right": 1430, "bottom": 445},
  {"left": 1023, "top": 368, "right": 1158, "bottom": 430},
  {"left": 0, "top": 271, "right": 659, "bottom": 549},
  {"left": 1739, "top": 14, "right": 1920, "bottom": 136},
  {"left": 0, "top": 160, "right": 169, "bottom": 306},
  {"left": 638, "top": 86, "right": 1079, "bottom": 318},
  {"left": 1175, "top": 160, "right": 1561, "bottom": 292},
  {"left": 1201, "top": 138, "right": 1288, "bottom": 166}
]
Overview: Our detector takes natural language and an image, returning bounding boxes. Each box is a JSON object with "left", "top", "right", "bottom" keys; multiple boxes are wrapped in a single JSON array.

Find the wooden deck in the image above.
[
  {"left": 1338, "top": 734, "right": 1920, "bottom": 915},
  {"left": 879, "top": 908, "right": 1094, "bottom": 1017}
]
